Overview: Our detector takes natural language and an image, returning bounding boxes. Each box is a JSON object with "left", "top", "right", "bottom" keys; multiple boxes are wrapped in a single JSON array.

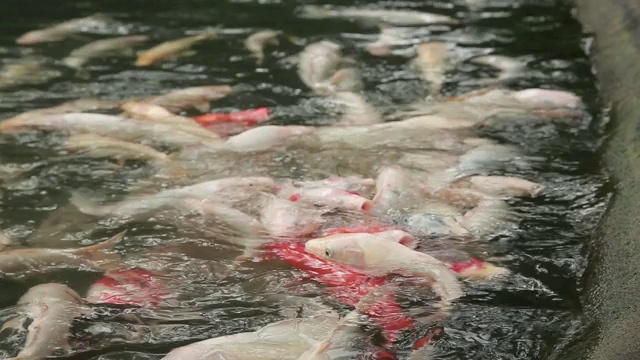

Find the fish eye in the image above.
[{"left": 325, "top": 248, "right": 333, "bottom": 257}]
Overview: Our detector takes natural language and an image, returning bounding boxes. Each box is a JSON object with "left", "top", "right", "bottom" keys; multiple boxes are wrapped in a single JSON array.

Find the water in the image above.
[{"left": 0, "top": 0, "right": 608, "bottom": 359}]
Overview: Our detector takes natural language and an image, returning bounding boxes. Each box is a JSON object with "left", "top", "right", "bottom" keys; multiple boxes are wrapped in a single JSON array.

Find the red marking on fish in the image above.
[
  {"left": 449, "top": 258, "right": 485, "bottom": 273},
  {"left": 262, "top": 241, "right": 414, "bottom": 344},
  {"left": 192, "top": 107, "right": 270, "bottom": 127},
  {"left": 288, "top": 194, "right": 300, "bottom": 202},
  {"left": 92, "top": 269, "right": 169, "bottom": 307}
]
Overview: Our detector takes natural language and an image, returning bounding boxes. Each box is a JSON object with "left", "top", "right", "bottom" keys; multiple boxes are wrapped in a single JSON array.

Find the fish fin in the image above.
[
  {"left": 191, "top": 100, "right": 211, "bottom": 113},
  {"left": 78, "top": 230, "right": 127, "bottom": 255},
  {"left": 69, "top": 191, "right": 109, "bottom": 216}
]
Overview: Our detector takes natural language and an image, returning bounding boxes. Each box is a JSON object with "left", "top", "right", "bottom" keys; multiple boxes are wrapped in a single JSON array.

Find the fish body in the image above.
[
  {"left": 16, "top": 14, "right": 113, "bottom": 45},
  {"left": 260, "top": 197, "right": 324, "bottom": 239},
  {"left": 0, "top": 231, "right": 125, "bottom": 278},
  {"left": 72, "top": 177, "right": 276, "bottom": 218},
  {"left": 63, "top": 35, "right": 149, "bottom": 68},
  {"left": 304, "top": 233, "right": 463, "bottom": 307},
  {"left": 331, "top": 92, "right": 382, "bottom": 126},
  {"left": 297, "top": 5, "right": 459, "bottom": 26},
  {"left": 412, "top": 41, "right": 451, "bottom": 96},
  {"left": 225, "top": 125, "right": 314, "bottom": 152},
  {"left": 0, "top": 113, "right": 223, "bottom": 148},
  {"left": 161, "top": 314, "right": 341, "bottom": 360},
  {"left": 146, "top": 85, "right": 233, "bottom": 112},
  {"left": 135, "top": 32, "right": 219, "bottom": 66},
  {"left": 0, "top": 58, "right": 61, "bottom": 90},
  {"left": 298, "top": 41, "right": 345, "bottom": 91},
  {"left": 244, "top": 30, "right": 281, "bottom": 64},
  {"left": 6, "top": 283, "right": 89, "bottom": 360},
  {"left": 285, "top": 186, "right": 374, "bottom": 213},
  {"left": 86, "top": 268, "right": 171, "bottom": 307}
]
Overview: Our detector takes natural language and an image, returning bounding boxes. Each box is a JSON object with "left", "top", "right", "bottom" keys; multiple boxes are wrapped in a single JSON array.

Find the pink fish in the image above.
[
  {"left": 192, "top": 107, "right": 270, "bottom": 127},
  {"left": 86, "top": 268, "right": 172, "bottom": 307}
]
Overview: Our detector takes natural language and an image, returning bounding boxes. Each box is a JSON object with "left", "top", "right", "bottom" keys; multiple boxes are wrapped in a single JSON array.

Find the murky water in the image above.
[{"left": 0, "top": 0, "right": 608, "bottom": 359}]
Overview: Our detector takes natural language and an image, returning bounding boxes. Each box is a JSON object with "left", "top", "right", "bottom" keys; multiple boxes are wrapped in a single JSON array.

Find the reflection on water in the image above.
[{"left": 0, "top": 0, "right": 606, "bottom": 359}]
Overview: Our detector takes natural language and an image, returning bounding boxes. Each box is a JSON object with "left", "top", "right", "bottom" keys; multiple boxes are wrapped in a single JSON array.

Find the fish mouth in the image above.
[{"left": 303, "top": 239, "right": 325, "bottom": 257}]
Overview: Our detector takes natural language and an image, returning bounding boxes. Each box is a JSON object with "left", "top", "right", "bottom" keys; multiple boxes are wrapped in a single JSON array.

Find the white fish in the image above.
[
  {"left": 297, "top": 41, "right": 346, "bottom": 92},
  {"left": 63, "top": 35, "right": 150, "bottom": 68},
  {"left": 16, "top": 14, "right": 114, "bottom": 45},
  {"left": 305, "top": 233, "right": 463, "bottom": 310},
  {"left": 296, "top": 5, "right": 459, "bottom": 26},
  {"left": 0, "top": 231, "right": 125, "bottom": 278},
  {"left": 412, "top": 41, "right": 452, "bottom": 96},
  {"left": 225, "top": 125, "right": 314, "bottom": 152},
  {"left": 245, "top": 30, "right": 281, "bottom": 64},
  {"left": 5, "top": 283, "right": 90, "bottom": 360},
  {"left": 71, "top": 177, "right": 277, "bottom": 219},
  {"left": 161, "top": 313, "right": 342, "bottom": 360}
]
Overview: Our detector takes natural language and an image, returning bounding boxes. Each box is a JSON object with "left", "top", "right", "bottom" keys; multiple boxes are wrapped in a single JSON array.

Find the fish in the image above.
[
  {"left": 291, "top": 176, "right": 376, "bottom": 194},
  {"left": 225, "top": 125, "right": 315, "bottom": 152},
  {"left": 314, "top": 67, "right": 365, "bottom": 96},
  {"left": 145, "top": 85, "right": 234, "bottom": 113},
  {"left": 161, "top": 314, "right": 343, "bottom": 360},
  {"left": 394, "top": 212, "right": 471, "bottom": 238},
  {"left": 304, "top": 233, "right": 464, "bottom": 310},
  {"left": 512, "top": 88, "right": 584, "bottom": 109},
  {"left": 0, "top": 231, "right": 125, "bottom": 278},
  {"left": 331, "top": 92, "right": 383, "bottom": 126},
  {"left": 16, "top": 14, "right": 114, "bottom": 45},
  {"left": 296, "top": 5, "right": 459, "bottom": 26},
  {"left": 452, "top": 175, "right": 545, "bottom": 198},
  {"left": 470, "top": 54, "right": 527, "bottom": 84},
  {"left": 0, "top": 113, "right": 224, "bottom": 149},
  {"left": 297, "top": 41, "right": 347, "bottom": 92},
  {"left": 86, "top": 268, "right": 172, "bottom": 307},
  {"left": 5, "top": 283, "right": 90, "bottom": 360},
  {"left": 135, "top": 31, "right": 220, "bottom": 66},
  {"left": 64, "top": 133, "right": 187, "bottom": 177},
  {"left": 283, "top": 186, "right": 374, "bottom": 213},
  {"left": 260, "top": 196, "right": 325, "bottom": 239},
  {"left": 120, "top": 101, "right": 225, "bottom": 141},
  {"left": 412, "top": 41, "right": 452, "bottom": 96},
  {"left": 71, "top": 177, "right": 277, "bottom": 219},
  {"left": 244, "top": 29, "right": 281, "bottom": 64},
  {"left": 263, "top": 241, "right": 414, "bottom": 344},
  {"left": 0, "top": 57, "right": 62, "bottom": 90},
  {"left": 461, "top": 198, "right": 516, "bottom": 236},
  {"left": 0, "top": 231, "right": 12, "bottom": 250},
  {"left": 63, "top": 35, "right": 150, "bottom": 68}
]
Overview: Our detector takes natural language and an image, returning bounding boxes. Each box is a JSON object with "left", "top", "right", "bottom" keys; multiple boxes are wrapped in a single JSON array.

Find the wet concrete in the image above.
[{"left": 574, "top": 1, "right": 640, "bottom": 359}]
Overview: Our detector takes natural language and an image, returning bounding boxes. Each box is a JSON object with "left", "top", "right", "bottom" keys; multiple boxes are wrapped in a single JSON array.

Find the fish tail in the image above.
[
  {"left": 75, "top": 230, "right": 127, "bottom": 262},
  {"left": 296, "top": 5, "right": 332, "bottom": 19}
]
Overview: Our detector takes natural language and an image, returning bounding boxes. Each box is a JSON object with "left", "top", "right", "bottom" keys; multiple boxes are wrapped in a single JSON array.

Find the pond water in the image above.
[{"left": 0, "top": 0, "right": 608, "bottom": 359}]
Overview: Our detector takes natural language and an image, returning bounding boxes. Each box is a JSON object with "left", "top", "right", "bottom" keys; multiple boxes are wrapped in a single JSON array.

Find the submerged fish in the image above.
[
  {"left": 145, "top": 85, "right": 234, "bottom": 113},
  {"left": 412, "top": 41, "right": 452, "bottom": 96},
  {"left": 86, "top": 268, "right": 172, "bottom": 307},
  {"left": 0, "top": 113, "right": 223, "bottom": 149},
  {"left": 161, "top": 314, "right": 343, "bottom": 360},
  {"left": 244, "top": 29, "right": 281, "bottom": 64},
  {"left": 0, "top": 57, "right": 61, "bottom": 90},
  {"left": 298, "top": 41, "right": 346, "bottom": 92},
  {"left": 0, "top": 231, "right": 125, "bottom": 278},
  {"left": 64, "top": 133, "right": 187, "bottom": 177},
  {"left": 16, "top": 14, "right": 114, "bottom": 45},
  {"left": 4, "top": 283, "right": 90, "bottom": 360},
  {"left": 135, "top": 31, "right": 219, "bottom": 66},
  {"left": 305, "top": 232, "right": 464, "bottom": 309},
  {"left": 63, "top": 35, "right": 150, "bottom": 68},
  {"left": 71, "top": 177, "right": 277, "bottom": 219},
  {"left": 296, "top": 5, "right": 459, "bottom": 26},
  {"left": 470, "top": 54, "right": 527, "bottom": 84}
]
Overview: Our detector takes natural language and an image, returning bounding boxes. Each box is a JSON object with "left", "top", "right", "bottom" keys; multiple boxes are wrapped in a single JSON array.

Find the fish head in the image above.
[
  {"left": 16, "top": 30, "right": 63, "bottom": 45},
  {"left": 305, "top": 234, "right": 366, "bottom": 267}
]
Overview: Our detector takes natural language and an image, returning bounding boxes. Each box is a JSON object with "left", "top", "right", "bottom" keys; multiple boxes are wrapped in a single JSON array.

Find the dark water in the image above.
[{"left": 0, "top": 0, "right": 608, "bottom": 359}]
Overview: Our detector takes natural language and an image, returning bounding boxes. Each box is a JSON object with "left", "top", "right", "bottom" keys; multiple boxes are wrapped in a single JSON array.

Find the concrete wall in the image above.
[{"left": 573, "top": 1, "right": 640, "bottom": 359}]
